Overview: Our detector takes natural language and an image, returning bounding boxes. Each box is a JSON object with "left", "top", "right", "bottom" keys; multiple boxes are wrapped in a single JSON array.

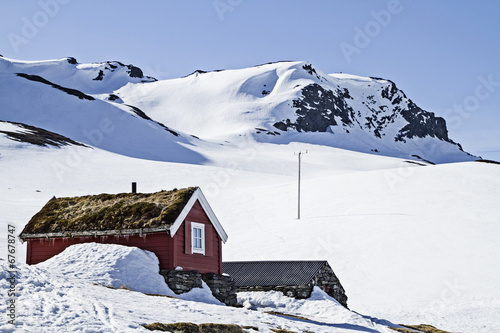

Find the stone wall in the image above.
[
  {"left": 160, "top": 270, "right": 237, "bottom": 307},
  {"left": 202, "top": 273, "right": 237, "bottom": 307},
  {"left": 160, "top": 270, "right": 202, "bottom": 294},
  {"left": 312, "top": 264, "right": 348, "bottom": 308}
]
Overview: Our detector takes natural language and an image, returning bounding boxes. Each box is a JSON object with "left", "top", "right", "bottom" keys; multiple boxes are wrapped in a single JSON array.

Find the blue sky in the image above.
[{"left": 1, "top": 0, "right": 499, "bottom": 159}]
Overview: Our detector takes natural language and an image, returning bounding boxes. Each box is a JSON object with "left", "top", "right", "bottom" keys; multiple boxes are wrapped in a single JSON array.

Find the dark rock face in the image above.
[
  {"left": 93, "top": 70, "right": 104, "bottom": 81},
  {"left": 273, "top": 83, "right": 355, "bottom": 132},
  {"left": 396, "top": 101, "right": 450, "bottom": 142},
  {"left": 0, "top": 121, "right": 87, "bottom": 147},
  {"left": 273, "top": 79, "right": 456, "bottom": 148},
  {"left": 66, "top": 57, "right": 77, "bottom": 64},
  {"left": 126, "top": 65, "right": 144, "bottom": 78},
  {"left": 16, "top": 73, "right": 95, "bottom": 101}
]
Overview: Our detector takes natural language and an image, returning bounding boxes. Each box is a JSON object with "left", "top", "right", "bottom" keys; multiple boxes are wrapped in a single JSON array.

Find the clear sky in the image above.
[{"left": 1, "top": 0, "right": 499, "bottom": 159}]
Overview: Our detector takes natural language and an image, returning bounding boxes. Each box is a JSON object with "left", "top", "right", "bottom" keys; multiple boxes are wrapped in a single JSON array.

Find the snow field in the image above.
[{"left": 0, "top": 243, "right": 394, "bottom": 332}]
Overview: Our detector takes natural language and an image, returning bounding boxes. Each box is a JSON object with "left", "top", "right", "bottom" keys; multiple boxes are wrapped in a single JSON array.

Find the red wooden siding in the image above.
[
  {"left": 173, "top": 200, "right": 222, "bottom": 274},
  {"left": 26, "top": 232, "right": 171, "bottom": 269}
]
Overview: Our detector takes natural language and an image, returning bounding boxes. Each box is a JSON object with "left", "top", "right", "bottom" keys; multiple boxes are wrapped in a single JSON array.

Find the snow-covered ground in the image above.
[
  {"left": 0, "top": 134, "right": 499, "bottom": 332},
  {"left": 0, "top": 243, "right": 396, "bottom": 332}
]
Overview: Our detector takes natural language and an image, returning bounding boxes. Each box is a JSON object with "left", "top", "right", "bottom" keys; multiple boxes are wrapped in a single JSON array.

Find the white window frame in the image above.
[{"left": 191, "top": 222, "right": 205, "bottom": 255}]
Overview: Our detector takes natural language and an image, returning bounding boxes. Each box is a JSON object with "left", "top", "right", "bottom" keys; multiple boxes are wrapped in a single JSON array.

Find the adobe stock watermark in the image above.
[
  {"left": 202, "top": 137, "right": 260, "bottom": 197},
  {"left": 420, "top": 278, "right": 465, "bottom": 323},
  {"left": 213, "top": 0, "right": 243, "bottom": 21},
  {"left": 441, "top": 74, "right": 500, "bottom": 131},
  {"left": 51, "top": 118, "right": 116, "bottom": 182},
  {"left": 340, "top": 0, "right": 404, "bottom": 63},
  {"left": 7, "top": 0, "right": 71, "bottom": 53}
]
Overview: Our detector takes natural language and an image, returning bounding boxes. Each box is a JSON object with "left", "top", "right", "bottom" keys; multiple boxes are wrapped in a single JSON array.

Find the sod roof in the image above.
[{"left": 20, "top": 187, "right": 197, "bottom": 238}]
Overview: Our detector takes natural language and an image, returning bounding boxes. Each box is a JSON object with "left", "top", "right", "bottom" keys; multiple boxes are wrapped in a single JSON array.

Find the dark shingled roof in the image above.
[
  {"left": 222, "top": 261, "right": 329, "bottom": 287},
  {"left": 20, "top": 187, "right": 197, "bottom": 239}
]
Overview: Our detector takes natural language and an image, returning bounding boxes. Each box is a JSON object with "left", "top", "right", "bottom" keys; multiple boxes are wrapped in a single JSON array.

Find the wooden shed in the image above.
[{"left": 19, "top": 187, "right": 228, "bottom": 274}]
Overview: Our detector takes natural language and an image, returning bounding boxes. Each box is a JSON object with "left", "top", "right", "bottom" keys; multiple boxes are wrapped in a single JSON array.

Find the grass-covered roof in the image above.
[{"left": 20, "top": 187, "right": 197, "bottom": 237}]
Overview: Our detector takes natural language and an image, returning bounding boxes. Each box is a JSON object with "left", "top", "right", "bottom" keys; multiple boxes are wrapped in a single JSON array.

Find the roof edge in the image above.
[
  {"left": 19, "top": 225, "right": 170, "bottom": 240},
  {"left": 169, "top": 187, "right": 228, "bottom": 243}
]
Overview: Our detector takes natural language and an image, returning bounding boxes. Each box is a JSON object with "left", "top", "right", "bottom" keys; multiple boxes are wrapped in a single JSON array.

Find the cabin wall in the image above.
[
  {"left": 172, "top": 200, "right": 222, "bottom": 274},
  {"left": 26, "top": 232, "right": 171, "bottom": 269}
]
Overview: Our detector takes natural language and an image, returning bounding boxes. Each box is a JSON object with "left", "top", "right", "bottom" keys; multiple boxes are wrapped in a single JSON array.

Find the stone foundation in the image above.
[
  {"left": 160, "top": 270, "right": 237, "bottom": 307},
  {"left": 202, "top": 273, "right": 237, "bottom": 307},
  {"left": 160, "top": 270, "right": 202, "bottom": 294}
]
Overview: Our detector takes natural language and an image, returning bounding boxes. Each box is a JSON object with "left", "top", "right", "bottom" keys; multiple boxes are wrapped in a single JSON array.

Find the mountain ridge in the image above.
[{"left": 0, "top": 55, "right": 478, "bottom": 164}]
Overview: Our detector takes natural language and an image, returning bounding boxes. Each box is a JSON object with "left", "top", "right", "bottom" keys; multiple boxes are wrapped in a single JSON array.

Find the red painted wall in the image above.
[
  {"left": 26, "top": 232, "right": 171, "bottom": 269},
  {"left": 25, "top": 200, "right": 222, "bottom": 274},
  {"left": 173, "top": 200, "right": 222, "bottom": 274}
]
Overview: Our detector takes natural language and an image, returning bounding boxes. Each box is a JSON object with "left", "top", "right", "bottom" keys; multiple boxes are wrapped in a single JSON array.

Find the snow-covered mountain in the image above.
[
  {"left": 0, "top": 56, "right": 205, "bottom": 163},
  {"left": 117, "top": 60, "right": 476, "bottom": 164},
  {"left": 0, "top": 55, "right": 477, "bottom": 164}
]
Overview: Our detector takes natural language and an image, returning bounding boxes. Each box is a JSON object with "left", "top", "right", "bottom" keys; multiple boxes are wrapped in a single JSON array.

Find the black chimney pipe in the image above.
[{"left": 132, "top": 182, "right": 137, "bottom": 193}]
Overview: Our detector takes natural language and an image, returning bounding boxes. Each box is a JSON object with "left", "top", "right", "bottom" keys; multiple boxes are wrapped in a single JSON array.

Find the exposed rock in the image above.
[
  {"left": 273, "top": 83, "right": 355, "bottom": 132},
  {"left": 126, "top": 64, "right": 144, "bottom": 78},
  {"left": 396, "top": 101, "right": 450, "bottom": 142},
  {"left": 93, "top": 70, "right": 104, "bottom": 81},
  {"left": 16, "top": 73, "right": 94, "bottom": 101},
  {"left": 0, "top": 121, "right": 87, "bottom": 148}
]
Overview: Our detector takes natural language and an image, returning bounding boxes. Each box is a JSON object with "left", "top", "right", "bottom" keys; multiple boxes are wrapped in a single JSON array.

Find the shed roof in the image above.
[
  {"left": 222, "top": 261, "right": 329, "bottom": 287},
  {"left": 19, "top": 187, "right": 228, "bottom": 242}
]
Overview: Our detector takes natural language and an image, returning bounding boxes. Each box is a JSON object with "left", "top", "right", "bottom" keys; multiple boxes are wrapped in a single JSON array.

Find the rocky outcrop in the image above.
[
  {"left": 273, "top": 83, "right": 355, "bottom": 132},
  {"left": 273, "top": 78, "right": 458, "bottom": 152},
  {"left": 396, "top": 101, "right": 450, "bottom": 142},
  {"left": 0, "top": 121, "right": 87, "bottom": 148}
]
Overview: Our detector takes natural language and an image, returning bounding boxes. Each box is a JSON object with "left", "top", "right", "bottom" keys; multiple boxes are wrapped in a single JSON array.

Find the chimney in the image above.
[{"left": 132, "top": 182, "right": 137, "bottom": 193}]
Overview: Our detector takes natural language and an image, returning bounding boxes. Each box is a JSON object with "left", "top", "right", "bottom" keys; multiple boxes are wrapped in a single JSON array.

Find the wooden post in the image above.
[{"left": 132, "top": 182, "right": 137, "bottom": 193}]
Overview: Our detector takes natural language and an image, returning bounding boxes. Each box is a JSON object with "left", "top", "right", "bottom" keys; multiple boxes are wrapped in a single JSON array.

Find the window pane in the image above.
[{"left": 193, "top": 226, "right": 203, "bottom": 249}]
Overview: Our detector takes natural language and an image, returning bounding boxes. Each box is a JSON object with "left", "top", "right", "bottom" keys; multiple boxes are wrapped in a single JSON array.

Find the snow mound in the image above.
[
  {"left": 36, "top": 243, "right": 222, "bottom": 305},
  {"left": 238, "top": 287, "right": 382, "bottom": 328},
  {"left": 238, "top": 287, "right": 360, "bottom": 322},
  {"left": 37, "top": 243, "right": 172, "bottom": 295}
]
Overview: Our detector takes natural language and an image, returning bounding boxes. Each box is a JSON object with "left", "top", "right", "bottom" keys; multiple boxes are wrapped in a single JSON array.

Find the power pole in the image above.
[{"left": 295, "top": 150, "right": 308, "bottom": 219}]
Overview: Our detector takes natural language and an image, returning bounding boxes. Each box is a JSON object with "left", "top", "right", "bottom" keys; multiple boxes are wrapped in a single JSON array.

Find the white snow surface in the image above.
[{"left": 0, "top": 244, "right": 394, "bottom": 332}]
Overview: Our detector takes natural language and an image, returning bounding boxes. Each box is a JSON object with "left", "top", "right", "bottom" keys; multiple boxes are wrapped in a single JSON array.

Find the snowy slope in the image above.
[
  {"left": 0, "top": 56, "right": 476, "bottom": 163},
  {"left": 0, "top": 63, "right": 205, "bottom": 163},
  {"left": 117, "top": 61, "right": 476, "bottom": 163},
  {"left": 0, "top": 56, "right": 155, "bottom": 95},
  {"left": 0, "top": 139, "right": 498, "bottom": 332}
]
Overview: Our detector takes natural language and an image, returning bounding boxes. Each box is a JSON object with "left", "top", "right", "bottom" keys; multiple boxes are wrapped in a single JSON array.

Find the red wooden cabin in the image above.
[{"left": 19, "top": 187, "right": 228, "bottom": 274}]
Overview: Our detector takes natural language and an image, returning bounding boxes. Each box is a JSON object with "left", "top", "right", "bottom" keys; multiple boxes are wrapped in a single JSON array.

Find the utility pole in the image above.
[{"left": 295, "top": 150, "right": 307, "bottom": 219}]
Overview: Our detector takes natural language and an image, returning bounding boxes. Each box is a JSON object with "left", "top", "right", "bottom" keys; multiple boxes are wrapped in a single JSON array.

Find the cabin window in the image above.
[{"left": 191, "top": 222, "right": 205, "bottom": 255}]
